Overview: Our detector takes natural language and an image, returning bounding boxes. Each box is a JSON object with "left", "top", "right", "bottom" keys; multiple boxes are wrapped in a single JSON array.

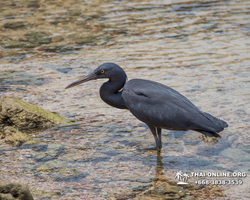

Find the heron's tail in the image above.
[{"left": 203, "top": 112, "right": 228, "bottom": 131}]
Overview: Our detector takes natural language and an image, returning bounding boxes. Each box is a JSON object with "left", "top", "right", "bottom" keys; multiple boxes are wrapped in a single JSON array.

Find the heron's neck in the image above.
[{"left": 100, "top": 76, "right": 127, "bottom": 109}]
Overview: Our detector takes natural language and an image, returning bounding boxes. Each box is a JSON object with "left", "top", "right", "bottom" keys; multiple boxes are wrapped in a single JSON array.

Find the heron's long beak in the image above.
[{"left": 65, "top": 72, "right": 98, "bottom": 89}]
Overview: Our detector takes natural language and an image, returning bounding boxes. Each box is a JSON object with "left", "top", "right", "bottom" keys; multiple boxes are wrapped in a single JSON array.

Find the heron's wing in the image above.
[{"left": 122, "top": 79, "right": 226, "bottom": 134}]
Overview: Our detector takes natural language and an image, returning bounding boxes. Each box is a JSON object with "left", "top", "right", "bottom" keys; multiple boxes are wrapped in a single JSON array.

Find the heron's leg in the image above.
[
  {"left": 156, "top": 150, "right": 163, "bottom": 169},
  {"left": 157, "top": 128, "right": 162, "bottom": 149},
  {"left": 147, "top": 125, "right": 160, "bottom": 151}
]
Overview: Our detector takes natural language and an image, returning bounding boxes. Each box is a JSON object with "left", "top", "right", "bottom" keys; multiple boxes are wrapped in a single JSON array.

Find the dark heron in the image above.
[{"left": 66, "top": 63, "right": 228, "bottom": 151}]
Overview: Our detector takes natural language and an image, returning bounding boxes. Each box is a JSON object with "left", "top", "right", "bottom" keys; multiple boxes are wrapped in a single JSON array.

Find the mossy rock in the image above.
[
  {"left": 24, "top": 31, "right": 51, "bottom": 45},
  {"left": 140, "top": 184, "right": 186, "bottom": 200},
  {"left": 3, "top": 22, "right": 26, "bottom": 29},
  {"left": 0, "top": 126, "right": 30, "bottom": 147},
  {"left": 2, "top": 41, "right": 24, "bottom": 49},
  {"left": 0, "top": 180, "right": 34, "bottom": 200},
  {"left": 74, "top": 36, "right": 98, "bottom": 45},
  {"left": 0, "top": 98, "right": 71, "bottom": 129}
]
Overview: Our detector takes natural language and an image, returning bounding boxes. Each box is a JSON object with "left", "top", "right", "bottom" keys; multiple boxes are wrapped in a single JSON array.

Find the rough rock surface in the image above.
[
  {"left": 0, "top": 98, "right": 71, "bottom": 129},
  {"left": 140, "top": 184, "right": 186, "bottom": 200},
  {"left": 0, "top": 180, "right": 34, "bottom": 200},
  {"left": 0, "top": 126, "right": 30, "bottom": 147}
]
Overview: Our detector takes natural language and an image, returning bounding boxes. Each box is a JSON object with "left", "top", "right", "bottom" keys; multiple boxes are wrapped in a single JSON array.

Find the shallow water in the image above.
[{"left": 0, "top": 0, "right": 250, "bottom": 199}]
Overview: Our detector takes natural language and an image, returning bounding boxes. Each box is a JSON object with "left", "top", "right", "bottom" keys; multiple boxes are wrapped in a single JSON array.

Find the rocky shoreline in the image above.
[
  {"left": 0, "top": 97, "right": 71, "bottom": 147},
  {"left": 0, "top": 98, "right": 73, "bottom": 199}
]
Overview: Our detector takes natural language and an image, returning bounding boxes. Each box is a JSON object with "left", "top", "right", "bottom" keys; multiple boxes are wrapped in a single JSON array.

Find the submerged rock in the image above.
[
  {"left": 138, "top": 183, "right": 186, "bottom": 200},
  {"left": 75, "top": 36, "right": 99, "bottom": 45},
  {"left": 3, "top": 22, "right": 26, "bottom": 29},
  {"left": 41, "top": 43, "right": 81, "bottom": 53},
  {"left": 24, "top": 31, "right": 51, "bottom": 45},
  {"left": 51, "top": 35, "right": 64, "bottom": 43},
  {"left": 33, "top": 143, "right": 64, "bottom": 162},
  {"left": 0, "top": 98, "right": 71, "bottom": 129},
  {"left": 0, "top": 180, "right": 34, "bottom": 200},
  {"left": 219, "top": 148, "right": 250, "bottom": 162},
  {"left": 0, "top": 126, "right": 30, "bottom": 147},
  {"left": 51, "top": 168, "right": 88, "bottom": 182},
  {"left": 2, "top": 41, "right": 24, "bottom": 49},
  {"left": 36, "top": 160, "right": 66, "bottom": 172}
]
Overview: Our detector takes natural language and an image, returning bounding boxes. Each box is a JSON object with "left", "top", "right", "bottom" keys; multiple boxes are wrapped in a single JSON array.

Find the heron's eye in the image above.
[{"left": 100, "top": 70, "right": 105, "bottom": 74}]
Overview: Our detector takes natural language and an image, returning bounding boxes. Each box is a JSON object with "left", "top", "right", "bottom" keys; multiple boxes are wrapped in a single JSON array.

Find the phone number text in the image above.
[{"left": 195, "top": 179, "right": 243, "bottom": 185}]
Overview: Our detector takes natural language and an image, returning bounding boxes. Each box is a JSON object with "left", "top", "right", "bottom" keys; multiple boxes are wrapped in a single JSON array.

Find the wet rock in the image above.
[
  {"left": 33, "top": 143, "right": 64, "bottom": 162},
  {"left": 69, "top": 10, "right": 82, "bottom": 16},
  {"left": 219, "top": 148, "right": 250, "bottom": 162},
  {"left": 121, "top": 174, "right": 152, "bottom": 183},
  {"left": 130, "top": 182, "right": 152, "bottom": 192},
  {"left": 36, "top": 160, "right": 65, "bottom": 172},
  {"left": 55, "top": 66, "right": 72, "bottom": 73},
  {"left": 24, "top": 141, "right": 48, "bottom": 151},
  {"left": 156, "top": 175, "right": 179, "bottom": 186},
  {"left": 41, "top": 43, "right": 81, "bottom": 53},
  {"left": 0, "top": 126, "right": 30, "bottom": 147},
  {"left": 0, "top": 98, "right": 71, "bottom": 129},
  {"left": 183, "top": 196, "right": 196, "bottom": 200},
  {"left": 5, "top": 15, "right": 16, "bottom": 19},
  {"left": 242, "top": 144, "right": 250, "bottom": 153},
  {"left": 0, "top": 180, "right": 34, "bottom": 200},
  {"left": 59, "top": 150, "right": 86, "bottom": 162},
  {"left": 24, "top": 31, "right": 51, "bottom": 46},
  {"left": 156, "top": 175, "right": 204, "bottom": 191},
  {"left": 0, "top": 193, "right": 13, "bottom": 199},
  {"left": 51, "top": 168, "right": 88, "bottom": 182},
  {"left": 75, "top": 36, "right": 98, "bottom": 45},
  {"left": 0, "top": 71, "right": 46, "bottom": 87},
  {"left": 158, "top": 185, "right": 185, "bottom": 198},
  {"left": 30, "top": 190, "right": 58, "bottom": 199},
  {"left": 198, "top": 132, "right": 238, "bottom": 157},
  {"left": 2, "top": 41, "right": 24, "bottom": 49},
  {"left": 234, "top": 161, "right": 250, "bottom": 172},
  {"left": 139, "top": 183, "right": 186, "bottom": 200},
  {"left": 3, "top": 22, "right": 25, "bottom": 29},
  {"left": 0, "top": 50, "right": 26, "bottom": 61},
  {"left": 51, "top": 35, "right": 64, "bottom": 43},
  {"left": 23, "top": 43, "right": 37, "bottom": 48},
  {"left": 60, "top": 150, "right": 109, "bottom": 162},
  {"left": 27, "top": 0, "right": 40, "bottom": 9},
  {"left": 49, "top": 20, "right": 60, "bottom": 25},
  {"left": 161, "top": 156, "right": 215, "bottom": 170}
]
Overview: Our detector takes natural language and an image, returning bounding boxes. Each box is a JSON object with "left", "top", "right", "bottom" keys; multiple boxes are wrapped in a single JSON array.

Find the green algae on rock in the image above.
[
  {"left": 0, "top": 98, "right": 71, "bottom": 129},
  {"left": 0, "top": 126, "right": 30, "bottom": 147}
]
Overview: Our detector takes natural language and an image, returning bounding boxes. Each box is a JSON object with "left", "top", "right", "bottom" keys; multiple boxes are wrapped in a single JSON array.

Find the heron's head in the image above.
[{"left": 65, "top": 63, "right": 126, "bottom": 89}]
